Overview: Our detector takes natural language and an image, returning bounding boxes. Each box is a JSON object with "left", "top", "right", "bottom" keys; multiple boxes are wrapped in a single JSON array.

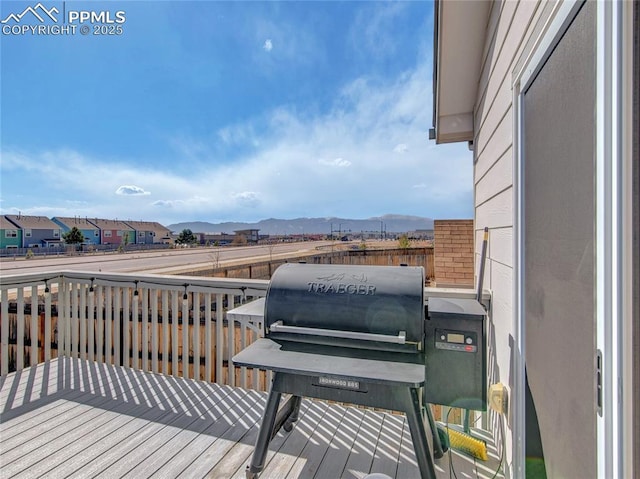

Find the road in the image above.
[{"left": 0, "top": 241, "right": 340, "bottom": 276}]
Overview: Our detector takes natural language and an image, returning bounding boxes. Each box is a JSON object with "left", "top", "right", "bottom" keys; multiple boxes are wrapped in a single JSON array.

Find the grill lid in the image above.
[{"left": 264, "top": 263, "right": 425, "bottom": 354}]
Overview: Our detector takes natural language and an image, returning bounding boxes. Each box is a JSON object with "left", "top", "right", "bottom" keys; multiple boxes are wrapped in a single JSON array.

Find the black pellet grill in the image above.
[{"left": 232, "top": 264, "right": 487, "bottom": 479}]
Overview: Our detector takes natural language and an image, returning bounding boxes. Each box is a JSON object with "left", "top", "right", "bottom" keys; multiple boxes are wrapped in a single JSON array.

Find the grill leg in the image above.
[
  {"left": 281, "top": 395, "right": 302, "bottom": 432},
  {"left": 425, "top": 403, "right": 445, "bottom": 459},
  {"left": 405, "top": 387, "right": 437, "bottom": 479},
  {"left": 246, "top": 380, "right": 282, "bottom": 478},
  {"left": 272, "top": 395, "right": 302, "bottom": 437}
]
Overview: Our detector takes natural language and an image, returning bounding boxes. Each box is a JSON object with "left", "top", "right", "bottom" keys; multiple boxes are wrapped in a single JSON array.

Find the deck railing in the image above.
[
  {"left": 0, "top": 271, "right": 269, "bottom": 387},
  {"left": 1, "top": 270, "right": 490, "bottom": 428}
]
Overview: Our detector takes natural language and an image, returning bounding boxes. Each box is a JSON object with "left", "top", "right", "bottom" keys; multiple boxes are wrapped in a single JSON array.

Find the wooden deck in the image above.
[{"left": 0, "top": 358, "right": 504, "bottom": 478}]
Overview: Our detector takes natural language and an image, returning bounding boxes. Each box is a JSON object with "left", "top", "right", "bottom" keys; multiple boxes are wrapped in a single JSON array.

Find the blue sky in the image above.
[{"left": 1, "top": 1, "right": 472, "bottom": 226}]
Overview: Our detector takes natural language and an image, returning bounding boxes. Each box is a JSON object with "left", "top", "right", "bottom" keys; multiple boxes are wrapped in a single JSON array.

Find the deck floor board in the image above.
[{"left": 0, "top": 358, "right": 504, "bottom": 479}]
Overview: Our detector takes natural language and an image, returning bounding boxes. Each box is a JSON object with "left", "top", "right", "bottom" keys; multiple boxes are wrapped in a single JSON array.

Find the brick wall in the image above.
[{"left": 433, "top": 219, "right": 474, "bottom": 287}]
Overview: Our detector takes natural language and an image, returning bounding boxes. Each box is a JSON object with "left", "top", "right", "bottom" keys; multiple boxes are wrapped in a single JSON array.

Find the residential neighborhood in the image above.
[{"left": 0, "top": 214, "right": 171, "bottom": 250}]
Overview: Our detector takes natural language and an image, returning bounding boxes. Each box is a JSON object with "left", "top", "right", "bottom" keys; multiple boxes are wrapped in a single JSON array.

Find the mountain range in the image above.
[{"left": 167, "top": 214, "right": 434, "bottom": 235}]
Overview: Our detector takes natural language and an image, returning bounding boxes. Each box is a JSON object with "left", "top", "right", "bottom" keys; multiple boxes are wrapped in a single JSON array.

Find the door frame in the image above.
[{"left": 512, "top": 0, "right": 626, "bottom": 477}]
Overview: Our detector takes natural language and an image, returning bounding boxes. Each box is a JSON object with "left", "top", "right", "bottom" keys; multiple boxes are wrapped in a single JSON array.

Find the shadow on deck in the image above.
[{"left": 0, "top": 358, "right": 504, "bottom": 478}]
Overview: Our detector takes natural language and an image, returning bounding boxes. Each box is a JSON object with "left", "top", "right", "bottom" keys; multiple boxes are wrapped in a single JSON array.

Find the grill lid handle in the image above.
[{"left": 269, "top": 320, "right": 407, "bottom": 345}]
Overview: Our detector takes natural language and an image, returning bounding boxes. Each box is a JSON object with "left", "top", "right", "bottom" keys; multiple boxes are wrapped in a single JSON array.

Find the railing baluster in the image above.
[
  {"left": 88, "top": 285, "right": 95, "bottom": 362},
  {"left": 151, "top": 289, "right": 158, "bottom": 373},
  {"left": 122, "top": 287, "right": 130, "bottom": 368},
  {"left": 193, "top": 292, "right": 200, "bottom": 380},
  {"left": 171, "top": 291, "right": 178, "bottom": 376},
  {"left": 16, "top": 288, "right": 24, "bottom": 371},
  {"left": 114, "top": 287, "right": 121, "bottom": 366},
  {"left": 96, "top": 286, "right": 104, "bottom": 363},
  {"left": 162, "top": 290, "right": 169, "bottom": 375},
  {"left": 71, "top": 282, "right": 79, "bottom": 359},
  {"left": 215, "top": 293, "right": 223, "bottom": 384},
  {"left": 240, "top": 319, "right": 247, "bottom": 389},
  {"left": 31, "top": 285, "right": 38, "bottom": 366},
  {"left": 65, "top": 280, "right": 72, "bottom": 357},
  {"left": 105, "top": 286, "right": 112, "bottom": 364},
  {"left": 58, "top": 281, "right": 65, "bottom": 358},
  {"left": 79, "top": 284, "right": 87, "bottom": 360},
  {"left": 1, "top": 288, "right": 8, "bottom": 375},
  {"left": 252, "top": 326, "right": 259, "bottom": 390},
  {"left": 45, "top": 283, "right": 52, "bottom": 362},
  {"left": 205, "top": 292, "right": 212, "bottom": 383},
  {"left": 132, "top": 290, "right": 139, "bottom": 369},
  {"left": 142, "top": 288, "right": 149, "bottom": 372},
  {"left": 182, "top": 290, "right": 189, "bottom": 379},
  {"left": 227, "top": 294, "right": 235, "bottom": 388}
]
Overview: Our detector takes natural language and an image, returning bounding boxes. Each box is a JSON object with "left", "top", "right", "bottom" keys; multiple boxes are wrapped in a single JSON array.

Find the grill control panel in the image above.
[
  {"left": 424, "top": 297, "right": 487, "bottom": 411},
  {"left": 434, "top": 329, "right": 477, "bottom": 353}
]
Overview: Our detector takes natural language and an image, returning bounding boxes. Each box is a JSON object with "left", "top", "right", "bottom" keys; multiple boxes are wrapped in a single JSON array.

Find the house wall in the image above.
[
  {"left": 83, "top": 229, "right": 100, "bottom": 244},
  {"left": 472, "top": 0, "right": 557, "bottom": 473},
  {"left": 23, "top": 228, "right": 60, "bottom": 248},
  {"left": 0, "top": 229, "right": 22, "bottom": 248},
  {"left": 101, "top": 229, "right": 119, "bottom": 245},
  {"left": 51, "top": 219, "right": 100, "bottom": 245}
]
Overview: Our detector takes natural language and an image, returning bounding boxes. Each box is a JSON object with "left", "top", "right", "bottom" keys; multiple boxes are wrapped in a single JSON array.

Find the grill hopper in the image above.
[{"left": 264, "top": 263, "right": 425, "bottom": 356}]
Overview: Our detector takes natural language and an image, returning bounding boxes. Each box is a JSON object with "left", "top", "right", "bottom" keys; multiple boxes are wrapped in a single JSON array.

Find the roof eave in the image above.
[{"left": 432, "top": 0, "right": 491, "bottom": 145}]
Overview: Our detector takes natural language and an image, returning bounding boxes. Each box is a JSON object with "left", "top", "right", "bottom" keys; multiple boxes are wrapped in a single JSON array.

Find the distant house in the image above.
[
  {"left": 0, "top": 216, "right": 22, "bottom": 249},
  {"left": 52, "top": 217, "right": 101, "bottom": 245},
  {"left": 123, "top": 221, "right": 172, "bottom": 245},
  {"left": 200, "top": 232, "right": 235, "bottom": 246},
  {"left": 87, "top": 219, "right": 135, "bottom": 246},
  {"left": 233, "top": 229, "right": 260, "bottom": 244},
  {"left": 4, "top": 215, "right": 62, "bottom": 248}
]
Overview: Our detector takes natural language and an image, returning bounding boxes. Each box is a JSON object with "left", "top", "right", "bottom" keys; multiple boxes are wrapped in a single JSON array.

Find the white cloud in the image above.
[
  {"left": 115, "top": 185, "right": 151, "bottom": 196},
  {"left": 263, "top": 39, "right": 273, "bottom": 52},
  {"left": 318, "top": 158, "right": 351, "bottom": 168},
  {"left": 232, "top": 191, "right": 261, "bottom": 208},
  {"left": 394, "top": 143, "right": 408, "bottom": 153},
  {"left": 412, "top": 183, "right": 427, "bottom": 189}
]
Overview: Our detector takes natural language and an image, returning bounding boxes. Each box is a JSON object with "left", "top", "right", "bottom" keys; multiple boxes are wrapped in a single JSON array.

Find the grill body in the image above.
[{"left": 264, "top": 263, "right": 424, "bottom": 356}]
